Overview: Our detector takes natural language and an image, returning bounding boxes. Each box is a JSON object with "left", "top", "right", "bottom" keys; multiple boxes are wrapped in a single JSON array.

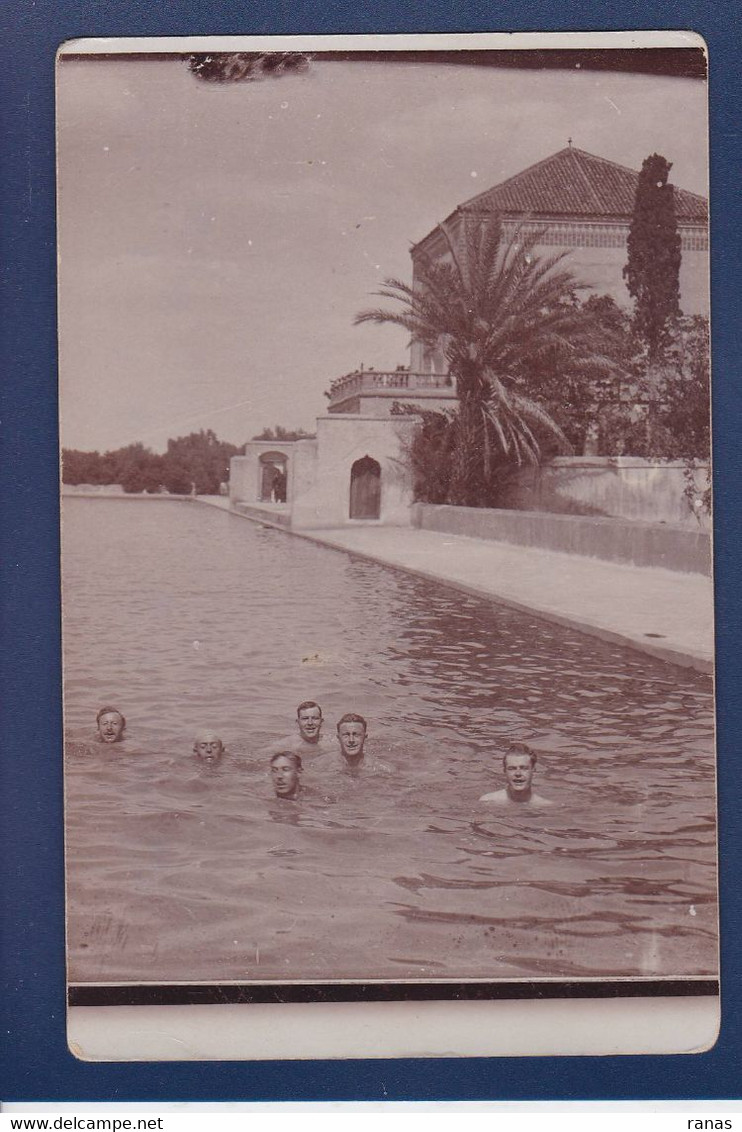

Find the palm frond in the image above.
[{"left": 355, "top": 212, "right": 620, "bottom": 497}]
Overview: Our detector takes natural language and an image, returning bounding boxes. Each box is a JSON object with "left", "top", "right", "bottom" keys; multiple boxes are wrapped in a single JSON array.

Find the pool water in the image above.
[{"left": 63, "top": 498, "right": 717, "bottom": 984}]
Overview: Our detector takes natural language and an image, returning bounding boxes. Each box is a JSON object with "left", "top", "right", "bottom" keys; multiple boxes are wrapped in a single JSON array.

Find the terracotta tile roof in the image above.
[{"left": 419, "top": 148, "right": 707, "bottom": 247}]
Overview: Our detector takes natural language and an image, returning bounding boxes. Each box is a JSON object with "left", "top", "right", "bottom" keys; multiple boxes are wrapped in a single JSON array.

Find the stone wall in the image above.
[
  {"left": 411, "top": 503, "right": 711, "bottom": 575},
  {"left": 499, "top": 457, "right": 710, "bottom": 531},
  {"left": 290, "top": 415, "right": 415, "bottom": 528},
  {"left": 62, "top": 483, "right": 125, "bottom": 495}
]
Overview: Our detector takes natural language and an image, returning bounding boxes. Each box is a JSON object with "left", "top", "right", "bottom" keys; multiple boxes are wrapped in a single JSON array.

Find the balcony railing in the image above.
[{"left": 328, "top": 369, "right": 454, "bottom": 403}]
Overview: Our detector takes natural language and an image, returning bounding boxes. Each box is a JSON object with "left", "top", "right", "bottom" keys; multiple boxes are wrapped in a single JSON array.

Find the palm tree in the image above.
[{"left": 355, "top": 213, "right": 621, "bottom": 506}]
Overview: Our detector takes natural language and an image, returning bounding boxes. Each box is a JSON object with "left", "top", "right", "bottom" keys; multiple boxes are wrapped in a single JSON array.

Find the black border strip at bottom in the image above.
[{"left": 69, "top": 978, "right": 719, "bottom": 1007}]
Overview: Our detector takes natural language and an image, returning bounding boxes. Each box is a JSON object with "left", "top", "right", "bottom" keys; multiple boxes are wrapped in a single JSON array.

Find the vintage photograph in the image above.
[{"left": 57, "top": 35, "right": 716, "bottom": 1055}]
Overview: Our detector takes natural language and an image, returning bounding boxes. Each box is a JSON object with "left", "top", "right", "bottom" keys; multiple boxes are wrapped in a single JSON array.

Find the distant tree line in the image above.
[
  {"left": 62, "top": 430, "right": 242, "bottom": 495},
  {"left": 62, "top": 424, "right": 318, "bottom": 494},
  {"left": 251, "top": 425, "right": 315, "bottom": 442}
]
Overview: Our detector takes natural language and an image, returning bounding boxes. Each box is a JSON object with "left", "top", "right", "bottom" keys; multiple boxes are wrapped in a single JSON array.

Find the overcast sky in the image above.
[{"left": 57, "top": 52, "right": 708, "bottom": 453}]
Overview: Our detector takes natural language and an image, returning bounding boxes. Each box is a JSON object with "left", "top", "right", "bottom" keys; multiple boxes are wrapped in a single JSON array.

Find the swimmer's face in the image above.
[
  {"left": 271, "top": 756, "right": 301, "bottom": 799},
  {"left": 504, "top": 753, "right": 534, "bottom": 795},
  {"left": 297, "top": 706, "right": 322, "bottom": 743},
  {"left": 337, "top": 721, "right": 366, "bottom": 760},
  {"left": 193, "top": 733, "right": 224, "bottom": 763},
  {"left": 97, "top": 711, "right": 125, "bottom": 744}
]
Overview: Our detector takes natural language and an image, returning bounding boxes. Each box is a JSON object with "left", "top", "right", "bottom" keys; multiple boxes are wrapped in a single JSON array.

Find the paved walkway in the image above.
[{"left": 197, "top": 498, "right": 714, "bottom": 672}]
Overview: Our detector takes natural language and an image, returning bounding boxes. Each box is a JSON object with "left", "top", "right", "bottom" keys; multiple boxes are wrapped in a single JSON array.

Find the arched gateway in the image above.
[
  {"left": 349, "top": 456, "right": 381, "bottom": 520},
  {"left": 258, "top": 451, "right": 288, "bottom": 503}
]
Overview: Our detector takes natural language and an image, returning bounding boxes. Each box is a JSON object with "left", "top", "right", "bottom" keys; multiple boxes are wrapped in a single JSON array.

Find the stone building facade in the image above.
[
  {"left": 408, "top": 146, "right": 709, "bottom": 373},
  {"left": 229, "top": 416, "right": 416, "bottom": 529},
  {"left": 230, "top": 147, "right": 708, "bottom": 530}
]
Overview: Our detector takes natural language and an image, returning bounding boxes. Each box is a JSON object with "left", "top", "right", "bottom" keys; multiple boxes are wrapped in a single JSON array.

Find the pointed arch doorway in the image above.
[{"left": 349, "top": 456, "right": 381, "bottom": 520}]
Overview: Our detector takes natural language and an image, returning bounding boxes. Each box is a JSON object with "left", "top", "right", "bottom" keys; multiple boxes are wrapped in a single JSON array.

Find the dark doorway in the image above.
[
  {"left": 258, "top": 452, "right": 288, "bottom": 503},
  {"left": 349, "top": 456, "right": 381, "bottom": 519}
]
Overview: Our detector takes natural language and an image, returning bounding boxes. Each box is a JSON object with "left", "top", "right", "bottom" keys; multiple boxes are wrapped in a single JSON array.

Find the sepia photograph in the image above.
[{"left": 57, "top": 33, "right": 716, "bottom": 1059}]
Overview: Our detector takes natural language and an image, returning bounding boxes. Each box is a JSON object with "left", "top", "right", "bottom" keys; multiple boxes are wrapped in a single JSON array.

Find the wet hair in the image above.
[
  {"left": 502, "top": 741, "right": 537, "bottom": 769},
  {"left": 193, "top": 731, "right": 224, "bottom": 752},
  {"left": 296, "top": 700, "right": 322, "bottom": 718},
  {"left": 336, "top": 712, "right": 367, "bottom": 733},
  {"left": 270, "top": 751, "right": 303, "bottom": 771},
  {"left": 96, "top": 705, "right": 126, "bottom": 730}
]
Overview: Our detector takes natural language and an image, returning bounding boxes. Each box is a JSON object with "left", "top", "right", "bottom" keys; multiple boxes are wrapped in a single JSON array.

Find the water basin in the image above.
[{"left": 62, "top": 499, "right": 717, "bottom": 985}]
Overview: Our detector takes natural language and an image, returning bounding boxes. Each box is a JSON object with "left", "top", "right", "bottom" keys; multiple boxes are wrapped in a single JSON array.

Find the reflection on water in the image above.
[{"left": 63, "top": 499, "right": 717, "bottom": 984}]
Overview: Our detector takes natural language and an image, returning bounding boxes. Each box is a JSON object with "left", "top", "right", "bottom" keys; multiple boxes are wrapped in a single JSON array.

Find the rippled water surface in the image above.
[{"left": 63, "top": 498, "right": 717, "bottom": 984}]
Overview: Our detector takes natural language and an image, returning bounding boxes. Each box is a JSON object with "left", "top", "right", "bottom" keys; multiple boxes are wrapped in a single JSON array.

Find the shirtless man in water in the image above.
[
  {"left": 336, "top": 712, "right": 368, "bottom": 765},
  {"left": 269, "top": 701, "right": 334, "bottom": 760},
  {"left": 193, "top": 729, "right": 225, "bottom": 765},
  {"left": 96, "top": 706, "right": 126, "bottom": 745},
  {"left": 334, "top": 712, "right": 391, "bottom": 775},
  {"left": 270, "top": 751, "right": 303, "bottom": 800},
  {"left": 480, "top": 743, "right": 552, "bottom": 807}
]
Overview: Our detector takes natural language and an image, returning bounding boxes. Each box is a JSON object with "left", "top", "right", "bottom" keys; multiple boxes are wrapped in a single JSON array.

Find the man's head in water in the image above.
[
  {"left": 193, "top": 729, "right": 225, "bottom": 764},
  {"left": 96, "top": 707, "right": 126, "bottom": 744},
  {"left": 336, "top": 713, "right": 367, "bottom": 762},
  {"left": 296, "top": 701, "right": 323, "bottom": 744},
  {"left": 270, "top": 751, "right": 302, "bottom": 800},
  {"left": 502, "top": 742, "right": 537, "bottom": 801}
]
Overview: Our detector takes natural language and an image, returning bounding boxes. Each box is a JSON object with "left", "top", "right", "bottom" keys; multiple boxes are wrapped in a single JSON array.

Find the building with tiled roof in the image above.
[
  {"left": 410, "top": 145, "right": 709, "bottom": 374},
  {"left": 234, "top": 147, "right": 710, "bottom": 530}
]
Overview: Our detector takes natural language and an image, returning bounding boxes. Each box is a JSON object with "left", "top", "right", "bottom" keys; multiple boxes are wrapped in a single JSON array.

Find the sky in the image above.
[{"left": 57, "top": 50, "right": 708, "bottom": 453}]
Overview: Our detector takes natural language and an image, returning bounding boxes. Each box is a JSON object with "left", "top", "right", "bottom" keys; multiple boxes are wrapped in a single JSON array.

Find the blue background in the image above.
[{"left": 1, "top": 0, "right": 739, "bottom": 1103}]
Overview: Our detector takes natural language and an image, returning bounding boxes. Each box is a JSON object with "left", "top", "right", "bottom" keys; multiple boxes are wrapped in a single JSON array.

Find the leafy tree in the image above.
[
  {"left": 159, "top": 460, "right": 194, "bottom": 496},
  {"left": 119, "top": 463, "right": 159, "bottom": 494},
  {"left": 391, "top": 404, "right": 455, "bottom": 504},
  {"left": 565, "top": 311, "right": 711, "bottom": 512},
  {"left": 94, "top": 450, "right": 120, "bottom": 485},
  {"left": 609, "top": 315, "right": 711, "bottom": 514},
  {"left": 62, "top": 430, "right": 241, "bottom": 494},
  {"left": 517, "top": 293, "right": 635, "bottom": 455},
  {"left": 252, "top": 425, "right": 315, "bottom": 442},
  {"left": 357, "top": 215, "right": 621, "bottom": 506},
  {"left": 62, "top": 448, "right": 105, "bottom": 484},
  {"left": 653, "top": 316, "right": 710, "bottom": 460},
  {"left": 623, "top": 153, "right": 682, "bottom": 361},
  {"left": 532, "top": 299, "right": 710, "bottom": 471},
  {"left": 110, "top": 443, "right": 163, "bottom": 493},
  {"left": 165, "top": 429, "right": 240, "bottom": 494},
  {"left": 655, "top": 316, "right": 711, "bottom": 514}
]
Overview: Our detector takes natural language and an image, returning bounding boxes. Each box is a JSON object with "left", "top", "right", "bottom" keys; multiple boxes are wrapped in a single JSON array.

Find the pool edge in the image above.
[{"left": 201, "top": 498, "right": 713, "bottom": 675}]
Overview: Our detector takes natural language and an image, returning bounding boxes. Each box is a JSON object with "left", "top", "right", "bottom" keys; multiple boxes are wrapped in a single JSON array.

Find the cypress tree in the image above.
[{"left": 623, "top": 153, "right": 682, "bottom": 361}]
